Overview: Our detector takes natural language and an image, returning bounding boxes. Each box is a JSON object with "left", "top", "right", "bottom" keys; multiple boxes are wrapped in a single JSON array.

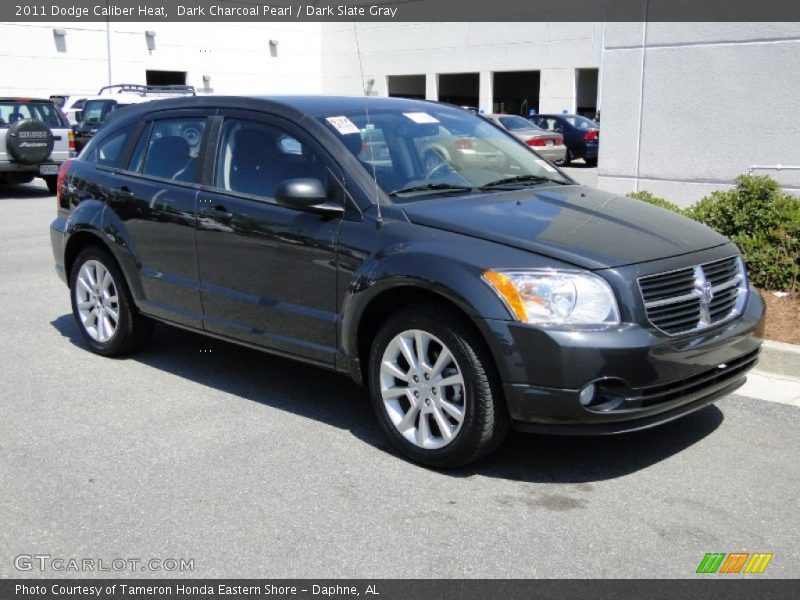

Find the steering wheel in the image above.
[{"left": 422, "top": 149, "right": 450, "bottom": 178}]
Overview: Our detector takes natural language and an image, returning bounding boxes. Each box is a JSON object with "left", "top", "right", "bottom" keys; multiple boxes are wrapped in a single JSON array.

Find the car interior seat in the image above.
[{"left": 146, "top": 136, "right": 194, "bottom": 181}]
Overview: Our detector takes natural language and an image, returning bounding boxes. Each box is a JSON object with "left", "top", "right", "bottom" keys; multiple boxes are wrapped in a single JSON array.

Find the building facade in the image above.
[{"left": 1, "top": 20, "right": 798, "bottom": 204}]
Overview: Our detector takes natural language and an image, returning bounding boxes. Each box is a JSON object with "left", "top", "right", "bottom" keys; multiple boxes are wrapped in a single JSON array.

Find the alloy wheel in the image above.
[
  {"left": 379, "top": 329, "right": 466, "bottom": 449},
  {"left": 74, "top": 259, "right": 120, "bottom": 343}
]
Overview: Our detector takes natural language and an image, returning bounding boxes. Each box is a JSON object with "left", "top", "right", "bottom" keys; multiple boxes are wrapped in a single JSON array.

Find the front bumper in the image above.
[
  {"left": 537, "top": 145, "right": 567, "bottom": 163},
  {"left": 481, "top": 286, "right": 764, "bottom": 433}
]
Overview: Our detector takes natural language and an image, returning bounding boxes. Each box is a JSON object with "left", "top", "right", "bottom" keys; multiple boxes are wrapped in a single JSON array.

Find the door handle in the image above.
[
  {"left": 111, "top": 187, "right": 134, "bottom": 199},
  {"left": 212, "top": 205, "right": 233, "bottom": 219}
]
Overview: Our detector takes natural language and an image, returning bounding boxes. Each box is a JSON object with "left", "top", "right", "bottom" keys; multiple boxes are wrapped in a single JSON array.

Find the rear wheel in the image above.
[
  {"left": 69, "top": 246, "right": 153, "bottom": 356},
  {"left": 44, "top": 175, "right": 57, "bottom": 194},
  {"left": 562, "top": 148, "right": 573, "bottom": 165},
  {"left": 368, "top": 305, "right": 509, "bottom": 468}
]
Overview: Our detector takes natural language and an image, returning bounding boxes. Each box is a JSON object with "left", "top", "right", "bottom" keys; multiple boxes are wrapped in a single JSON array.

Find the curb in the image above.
[{"left": 758, "top": 340, "right": 800, "bottom": 378}]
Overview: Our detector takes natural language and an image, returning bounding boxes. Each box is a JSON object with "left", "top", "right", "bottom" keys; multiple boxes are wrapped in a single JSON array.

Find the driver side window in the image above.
[{"left": 214, "top": 118, "right": 326, "bottom": 201}]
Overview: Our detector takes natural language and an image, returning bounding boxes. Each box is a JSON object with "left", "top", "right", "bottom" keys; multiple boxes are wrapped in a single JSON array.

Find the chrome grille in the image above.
[{"left": 638, "top": 256, "right": 748, "bottom": 335}]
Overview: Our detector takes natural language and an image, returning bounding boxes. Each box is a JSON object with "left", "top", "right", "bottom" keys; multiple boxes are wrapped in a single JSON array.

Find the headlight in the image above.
[{"left": 482, "top": 269, "right": 620, "bottom": 325}]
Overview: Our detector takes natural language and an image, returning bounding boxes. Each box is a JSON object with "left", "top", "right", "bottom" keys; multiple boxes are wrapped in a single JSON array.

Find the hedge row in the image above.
[{"left": 627, "top": 175, "right": 800, "bottom": 292}]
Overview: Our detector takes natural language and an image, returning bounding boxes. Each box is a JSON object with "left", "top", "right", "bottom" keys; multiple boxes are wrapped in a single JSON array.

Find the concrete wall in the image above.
[
  {"left": 597, "top": 22, "right": 800, "bottom": 206},
  {"left": 320, "top": 22, "right": 601, "bottom": 114},
  {"left": 0, "top": 22, "right": 323, "bottom": 97}
]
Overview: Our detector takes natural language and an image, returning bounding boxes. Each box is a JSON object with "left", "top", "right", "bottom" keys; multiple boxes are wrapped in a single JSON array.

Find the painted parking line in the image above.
[{"left": 738, "top": 369, "right": 800, "bottom": 407}]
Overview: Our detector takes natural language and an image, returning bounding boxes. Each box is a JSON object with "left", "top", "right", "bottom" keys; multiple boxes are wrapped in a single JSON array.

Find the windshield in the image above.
[
  {"left": 565, "top": 115, "right": 598, "bottom": 130},
  {"left": 81, "top": 100, "right": 108, "bottom": 124},
  {"left": 318, "top": 105, "right": 570, "bottom": 202},
  {"left": 0, "top": 102, "right": 67, "bottom": 128},
  {"left": 498, "top": 115, "right": 537, "bottom": 131}
]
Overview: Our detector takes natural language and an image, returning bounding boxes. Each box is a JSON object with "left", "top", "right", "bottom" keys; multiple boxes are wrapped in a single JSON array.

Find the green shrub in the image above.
[
  {"left": 686, "top": 175, "right": 800, "bottom": 291},
  {"left": 626, "top": 190, "right": 684, "bottom": 214}
]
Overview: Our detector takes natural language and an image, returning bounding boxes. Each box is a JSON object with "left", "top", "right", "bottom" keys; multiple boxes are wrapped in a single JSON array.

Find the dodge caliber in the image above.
[{"left": 50, "top": 96, "right": 764, "bottom": 468}]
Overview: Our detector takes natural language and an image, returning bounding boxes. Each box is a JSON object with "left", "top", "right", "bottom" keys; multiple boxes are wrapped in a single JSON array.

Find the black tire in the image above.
[
  {"left": 69, "top": 245, "right": 153, "bottom": 356},
  {"left": 44, "top": 175, "right": 57, "bottom": 194},
  {"left": 368, "top": 304, "right": 509, "bottom": 469},
  {"left": 5, "top": 119, "right": 54, "bottom": 164},
  {"left": 562, "top": 148, "right": 573, "bottom": 165}
]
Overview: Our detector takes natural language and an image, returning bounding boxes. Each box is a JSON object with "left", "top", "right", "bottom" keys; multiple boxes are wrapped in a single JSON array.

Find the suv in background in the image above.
[
  {"left": 0, "top": 98, "right": 75, "bottom": 192},
  {"left": 73, "top": 84, "right": 196, "bottom": 152}
]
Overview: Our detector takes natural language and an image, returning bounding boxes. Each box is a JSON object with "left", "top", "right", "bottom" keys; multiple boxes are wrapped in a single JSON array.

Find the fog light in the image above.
[{"left": 579, "top": 383, "right": 596, "bottom": 406}]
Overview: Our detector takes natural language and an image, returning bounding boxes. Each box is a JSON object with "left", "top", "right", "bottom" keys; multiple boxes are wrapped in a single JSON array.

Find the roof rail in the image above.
[{"left": 97, "top": 84, "right": 197, "bottom": 97}]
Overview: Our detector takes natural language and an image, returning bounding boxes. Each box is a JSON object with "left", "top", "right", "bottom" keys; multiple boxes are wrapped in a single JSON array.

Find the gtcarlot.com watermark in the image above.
[{"left": 14, "top": 554, "right": 194, "bottom": 573}]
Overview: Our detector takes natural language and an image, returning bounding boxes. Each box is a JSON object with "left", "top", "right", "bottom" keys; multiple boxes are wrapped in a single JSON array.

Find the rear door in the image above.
[
  {"left": 100, "top": 108, "right": 212, "bottom": 328},
  {"left": 194, "top": 110, "right": 345, "bottom": 365}
]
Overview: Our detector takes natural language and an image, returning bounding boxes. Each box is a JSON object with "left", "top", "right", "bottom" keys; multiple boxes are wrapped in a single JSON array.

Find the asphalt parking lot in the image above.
[{"left": 1, "top": 180, "right": 798, "bottom": 579}]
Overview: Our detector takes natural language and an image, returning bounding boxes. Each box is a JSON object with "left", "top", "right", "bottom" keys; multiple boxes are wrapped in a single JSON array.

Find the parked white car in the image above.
[{"left": 0, "top": 98, "right": 75, "bottom": 192}]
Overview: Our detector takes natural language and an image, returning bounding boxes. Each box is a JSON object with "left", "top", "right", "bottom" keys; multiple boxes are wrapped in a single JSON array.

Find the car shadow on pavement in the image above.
[
  {"left": 51, "top": 315, "right": 723, "bottom": 484},
  {"left": 0, "top": 182, "right": 51, "bottom": 199}
]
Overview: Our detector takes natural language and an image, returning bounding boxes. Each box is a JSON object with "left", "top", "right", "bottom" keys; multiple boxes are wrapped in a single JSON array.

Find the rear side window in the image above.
[
  {"left": 94, "top": 127, "right": 133, "bottom": 167},
  {"left": 0, "top": 102, "right": 67, "bottom": 128},
  {"left": 140, "top": 118, "right": 206, "bottom": 183}
]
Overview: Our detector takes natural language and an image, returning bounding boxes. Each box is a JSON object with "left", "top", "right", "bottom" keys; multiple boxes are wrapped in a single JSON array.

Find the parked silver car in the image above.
[{"left": 484, "top": 114, "right": 566, "bottom": 164}]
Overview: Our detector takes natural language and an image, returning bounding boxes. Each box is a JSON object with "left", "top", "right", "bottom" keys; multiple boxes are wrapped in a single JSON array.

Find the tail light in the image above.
[
  {"left": 525, "top": 137, "right": 547, "bottom": 147},
  {"left": 455, "top": 138, "right": 475, "bottom": 150},
  {"left": 556, "top": 136, "right": 564, "bottom": 145},
  {"left": 68, "top": 130, "right": 76, "bottom": 157},
  {"left": 56, "top": 159, "right": 73, "bottom": 208},
  {"left": 583, "top": 130, "right": 599, "bottom": 142}
]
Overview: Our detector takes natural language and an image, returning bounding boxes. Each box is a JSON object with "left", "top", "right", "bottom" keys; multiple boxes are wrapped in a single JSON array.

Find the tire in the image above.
[
  {"left": 585, "top": 157, "right": 597, "bottom": 167},
  {"left": 44, "top": 175, "right": 57, "bottom": 194},
  {"left": 368, "top": 304, "right": 509, "bottom": 468},
  {"left": 5, "top": 119, "right": 54, "bottom": 164},
  {"left": 562, "top": 148, "right": 573, "bottom": 166},
  {"left": 69, "top": 245, "right": 153, "bottom": 356}
]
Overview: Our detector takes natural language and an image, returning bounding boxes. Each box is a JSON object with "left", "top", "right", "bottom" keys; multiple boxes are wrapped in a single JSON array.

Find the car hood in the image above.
[{"left": 402, "top": 185, "right": 729, "bottom": 269}]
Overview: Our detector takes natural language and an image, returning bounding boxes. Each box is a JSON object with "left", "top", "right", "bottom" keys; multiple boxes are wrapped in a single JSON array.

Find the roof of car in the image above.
[
  {"left": 0, "top": 97, "right": 55, "bottom": 103},
  {"left": 109, "top": 94, "right": 459, "bottom": 118}
]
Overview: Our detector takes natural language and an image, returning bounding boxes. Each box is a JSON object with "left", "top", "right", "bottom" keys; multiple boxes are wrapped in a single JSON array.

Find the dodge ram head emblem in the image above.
[{"left": 693, "top": 266, "right": 715, "bottom": 326}]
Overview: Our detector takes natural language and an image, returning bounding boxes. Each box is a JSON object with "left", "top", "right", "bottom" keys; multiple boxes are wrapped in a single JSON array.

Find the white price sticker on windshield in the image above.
[
  {"left": 326, "top": 116, "right": 361, "bottom": 135},
  {"left": 403, "top": 112, "right": 439, "bottom": 124}
]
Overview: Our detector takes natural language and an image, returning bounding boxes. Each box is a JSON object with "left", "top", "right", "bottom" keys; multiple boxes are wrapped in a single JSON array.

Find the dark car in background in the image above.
[
  {"left": 73, "top": 84, "right": 196, "bottom": 152},
  {"left": 51, "top": 96, "right": 763, "bottom": 468},
  {"left": 531, "top": 114, "right": 599, "bottom": 166}
]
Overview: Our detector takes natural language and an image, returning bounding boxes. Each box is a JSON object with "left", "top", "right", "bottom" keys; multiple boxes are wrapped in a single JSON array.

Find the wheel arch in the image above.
[{"left": 349, "top": 282, "right": 503, "bottom": 395}]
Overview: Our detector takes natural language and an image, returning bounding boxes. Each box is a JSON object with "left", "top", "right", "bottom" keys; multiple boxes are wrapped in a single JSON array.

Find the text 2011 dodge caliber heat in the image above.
[{"left": 50, "top": 96, "right": 764, "bottom": 468}]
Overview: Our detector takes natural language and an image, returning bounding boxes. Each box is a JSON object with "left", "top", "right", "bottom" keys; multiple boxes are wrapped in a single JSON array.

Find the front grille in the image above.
[{"left": 638, "top": 255, "right": 748, "bottom": 335}]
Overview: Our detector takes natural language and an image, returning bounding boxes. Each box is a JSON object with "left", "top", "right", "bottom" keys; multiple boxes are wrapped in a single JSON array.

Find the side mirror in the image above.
[{"left": 275, "top": 178, "right": 343, "bottom": 216}]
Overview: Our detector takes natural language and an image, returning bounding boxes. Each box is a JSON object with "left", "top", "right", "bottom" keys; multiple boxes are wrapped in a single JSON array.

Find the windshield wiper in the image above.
[
  {"left": 479, "top": 174, "right": 567, "bottom": 189},
  {"left": 389, "top": 183, "right": 475, "bottom": 197}
]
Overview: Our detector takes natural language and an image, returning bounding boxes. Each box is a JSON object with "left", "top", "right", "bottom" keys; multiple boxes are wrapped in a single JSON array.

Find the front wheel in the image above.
[
  {"left": 69, "top": 246, "right": 153, "bottom": 356},
  {"left": 368, "top": 305, "right": 509, "bottom": 468}
]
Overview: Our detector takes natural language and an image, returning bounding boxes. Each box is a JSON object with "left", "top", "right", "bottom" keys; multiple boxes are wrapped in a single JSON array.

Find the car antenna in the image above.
[{"left": 352, "top": 21, "right": 383, "bottom": 230}]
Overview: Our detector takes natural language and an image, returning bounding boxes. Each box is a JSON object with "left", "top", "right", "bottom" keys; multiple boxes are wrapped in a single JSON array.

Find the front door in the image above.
[{"left": 195, "top": 112, "right": 344, "bottom": 366}]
